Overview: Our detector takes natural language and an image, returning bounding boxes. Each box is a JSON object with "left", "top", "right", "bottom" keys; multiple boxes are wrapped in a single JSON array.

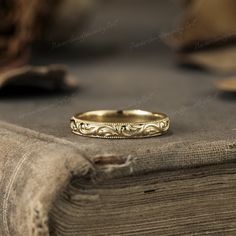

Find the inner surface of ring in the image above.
[{"left": 76, "top": 110, "right": 164, "bottom": 123}]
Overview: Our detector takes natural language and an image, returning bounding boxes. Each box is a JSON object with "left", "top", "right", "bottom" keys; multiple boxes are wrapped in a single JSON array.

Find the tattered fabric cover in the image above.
[{"left": 0, "top": 121, "right": 235, "bottom": 235}]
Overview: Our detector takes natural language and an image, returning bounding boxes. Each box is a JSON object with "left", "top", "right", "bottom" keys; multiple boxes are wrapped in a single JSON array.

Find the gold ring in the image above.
[{"left": 70, "top": 110, "right": 170, "bottom": 139}]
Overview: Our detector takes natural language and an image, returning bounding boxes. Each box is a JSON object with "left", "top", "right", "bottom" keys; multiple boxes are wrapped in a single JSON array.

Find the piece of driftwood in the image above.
[
  {"left": 0, "top": 65, "right": 78, "bottom": 91},
  {"left": 215, "top": 77, "right": 236, "bottom": 92},
  {"left": 164, "top": 0, "right": 236, "bottom": 50},
  {"left": 178, "top": 45, "right": 236, "bottom": 73},
  {"left": 164, "top": 0, "right": 236, "bottom": 73}
]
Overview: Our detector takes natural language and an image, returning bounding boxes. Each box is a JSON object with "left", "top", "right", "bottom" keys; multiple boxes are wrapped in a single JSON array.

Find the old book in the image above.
[{"left": 0, "top": 121, "right": 236, "bottom": 236}]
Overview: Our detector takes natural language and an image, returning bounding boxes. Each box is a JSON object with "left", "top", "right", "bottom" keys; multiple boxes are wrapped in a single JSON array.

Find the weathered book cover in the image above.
[{"left": 0, "top": 121, "right": 236, "bottom": 236}]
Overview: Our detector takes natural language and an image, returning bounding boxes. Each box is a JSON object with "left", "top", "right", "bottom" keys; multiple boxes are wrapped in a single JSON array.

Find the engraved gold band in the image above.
[{"left": 70, "top": 110, "right": 170, "bottom": 139}]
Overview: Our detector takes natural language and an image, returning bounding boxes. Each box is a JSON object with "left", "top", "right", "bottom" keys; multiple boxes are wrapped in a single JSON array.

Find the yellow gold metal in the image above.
[{"left": 70, "top": 110, "right": 170, "bottom": 139}]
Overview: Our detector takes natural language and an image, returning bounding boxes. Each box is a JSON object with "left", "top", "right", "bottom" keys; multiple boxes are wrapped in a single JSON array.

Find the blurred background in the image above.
[
  {"left": 0, "top": 0, "right": 182, "bottom": 67},
  {"left": 0, "top": 0, "right": 235, "bottom": 137}
]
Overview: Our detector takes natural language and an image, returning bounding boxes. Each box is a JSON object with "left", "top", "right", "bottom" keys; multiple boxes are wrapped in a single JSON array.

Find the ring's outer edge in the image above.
[{"left": 70, "top": 110, "right": 170, "bottom": 139}]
